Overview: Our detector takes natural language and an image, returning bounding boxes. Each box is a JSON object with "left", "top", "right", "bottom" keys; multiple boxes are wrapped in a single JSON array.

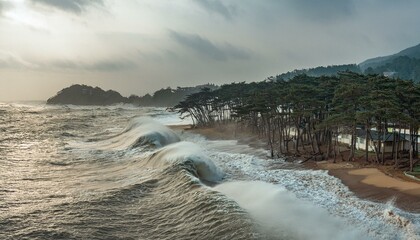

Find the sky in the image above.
[{"left": 1, "top": 0, "right": 420, "bottom": 101}]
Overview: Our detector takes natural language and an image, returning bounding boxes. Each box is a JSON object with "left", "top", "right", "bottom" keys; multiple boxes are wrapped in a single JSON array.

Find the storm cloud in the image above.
[
  {"left": 0, "top": 0, "right": 13, "bottom": 16},
  {"left": 0, "top": 52, "right": 135, "bottom": 72},
  {"left": 50, "top": 59, "right": 137, "bottom": 72},
  {"left": 0, "top": 51, "right": 38, "bottom": 69},
  {"left": 2, "top": 0, "right": 420, "bottom": 101},
  {"left": 170, "top": 31, "right": 250, "bottom": 61},
  {"left": 30, "top": 0, "right": 104, "bottom": 14},
  {"left": 193, "top": 0, "right": 236, "bottom": 20},
  {"left": 285, "top": 0, "right": 355, "bottom": 21}
]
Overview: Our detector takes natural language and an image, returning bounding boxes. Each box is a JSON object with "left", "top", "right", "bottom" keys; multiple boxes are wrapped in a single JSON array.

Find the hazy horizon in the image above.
[{"left": 1, "top": 0, "right": 420, "bottom": 101}]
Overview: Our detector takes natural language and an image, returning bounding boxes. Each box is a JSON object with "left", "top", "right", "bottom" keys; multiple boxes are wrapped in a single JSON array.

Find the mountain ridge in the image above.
[{"left": 360, "top": 43, "right": 420, "bottom": 70}]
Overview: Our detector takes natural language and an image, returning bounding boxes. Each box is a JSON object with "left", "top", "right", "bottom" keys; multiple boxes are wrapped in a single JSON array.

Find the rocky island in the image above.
[
  {"left": 47, "top": 84, "right": 128, "bottom": 105},
  {"left": 47, "top": 83, "right": 218, "bottom": 106}
]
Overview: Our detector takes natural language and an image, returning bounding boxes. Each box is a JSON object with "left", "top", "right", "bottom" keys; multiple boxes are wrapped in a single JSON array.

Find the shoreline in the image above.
[
  {"left": 328, "top": 168, "right": 420, "bottom": 212},
  {"left": 312, "top": 162, "right": 420, "bottom": 213},
  {"left": 172, "top": 124, "right": 420, "bottom": 213}
]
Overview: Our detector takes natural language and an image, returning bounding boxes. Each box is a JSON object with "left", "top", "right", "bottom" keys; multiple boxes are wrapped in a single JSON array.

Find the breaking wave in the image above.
[
  {"left": 215, "top": 181, "right": 366, "bottom": 240},
  {"left": 147, "top": 141, "right": 224, "bottom": 182},
  {"left": 84, "top": 117, "right": 180, "bottom": 150}
]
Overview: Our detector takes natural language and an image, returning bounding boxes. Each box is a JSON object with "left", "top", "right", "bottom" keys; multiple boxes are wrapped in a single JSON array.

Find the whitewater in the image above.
[{"left": 0, "top": 102, "right": 419, "bottom": 240}]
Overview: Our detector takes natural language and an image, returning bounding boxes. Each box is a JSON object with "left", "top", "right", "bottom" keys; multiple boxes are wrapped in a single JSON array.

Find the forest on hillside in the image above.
[
  {"left": 130, "top": 58, "right": 420, "bottom": 107},
  {"left": 276, "top": 64, "right": 361, "bottom": 80},
  {"left": 275, "top": 57, "right": 420, "bottom": 83},
  {"left": 130, "top": 84, "right": 218, "bottom": 107},
  {"left": 365, "top": 56, "right": 420, "bottom": 82},
  {"left": 175, "top": 72, "right": 420, "bottom": 171}
]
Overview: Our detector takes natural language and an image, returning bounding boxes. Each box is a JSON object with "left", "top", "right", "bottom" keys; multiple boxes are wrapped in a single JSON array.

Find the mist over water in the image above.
[
  {"left": 0, "top": 102, "right": 419, "bottom": 239},
  {"left": 215, "top": 181, "right": 365, "bottom": 240}
]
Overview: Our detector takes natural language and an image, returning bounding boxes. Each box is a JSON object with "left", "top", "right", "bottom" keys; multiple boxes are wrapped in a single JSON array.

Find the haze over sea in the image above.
[{"left": 0, "top": 102, "right": 418, "bottom": 240}]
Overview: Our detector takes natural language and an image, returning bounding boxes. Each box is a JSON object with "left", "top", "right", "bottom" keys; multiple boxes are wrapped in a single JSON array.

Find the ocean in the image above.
[{"left": 0, "top": 102, "right": 419, "bottom": 240}]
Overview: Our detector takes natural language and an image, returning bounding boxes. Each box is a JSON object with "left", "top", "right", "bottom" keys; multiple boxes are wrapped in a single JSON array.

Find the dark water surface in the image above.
[{"left": 0, "top": 102, "right": 419, "bottom": 240}]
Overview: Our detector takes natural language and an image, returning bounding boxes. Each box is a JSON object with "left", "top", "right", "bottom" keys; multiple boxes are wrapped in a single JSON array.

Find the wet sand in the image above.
[
  {"left": 328, "top": 168, "right": 420, "bottom": 213},
  {"left": 172, "top": 124, "right": 420, "bottom": 213}
]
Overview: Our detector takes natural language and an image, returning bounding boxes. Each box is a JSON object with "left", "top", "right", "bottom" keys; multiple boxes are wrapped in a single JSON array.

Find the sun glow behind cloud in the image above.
[
  {"left": 1, "top": 0, "right": 420, "bottom": 101},
  {"left": 3, "top": 0, "right": 47, "bottom": 31}
]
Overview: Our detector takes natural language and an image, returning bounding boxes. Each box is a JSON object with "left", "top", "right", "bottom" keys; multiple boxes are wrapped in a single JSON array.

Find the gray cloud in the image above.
[
  {"left": 0, "top": 53, "right": 135, "bottom": 72},
  {"left": 51, "top": 59, "right": 136, "bottom": 71},
  {"left": 4, "top": 0, "right": 420, "bottom": 102},
  {"left": 30, "top": 0, "right": 104, "bottom": 14},
  {"left": 0, "top": 51, "right": 38, "bottom": 69},
  {"left": 0, "top": 0, "right": 13, "bottom": 16},
  {"left": 169, "top": 30, "right": 250, "bottom": 61},
  {"left": 285, "top": 0, "right": 355, "bottom": 22},
  {"left": 193, "top": 0, "right": 236, "bottom": 20}
]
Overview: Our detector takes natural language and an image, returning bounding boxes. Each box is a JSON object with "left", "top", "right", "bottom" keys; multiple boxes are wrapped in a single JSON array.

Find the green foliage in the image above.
[
  {"left": 175, "top": 73, "right": 420, "bottom": 160},
  {"left": 131, "top": 84, "right": 219, "bottom": 107},
  {"left": 276, "top": 64, "right": 361, "bottom": 80},
  {"left": 365, "top": 56, "right": 420, "bottom": 83}
]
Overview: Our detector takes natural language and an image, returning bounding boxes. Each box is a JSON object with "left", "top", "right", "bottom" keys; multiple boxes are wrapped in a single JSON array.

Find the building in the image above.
[{"left": 338, "top": 129, "right": 416, "bottom": 153}]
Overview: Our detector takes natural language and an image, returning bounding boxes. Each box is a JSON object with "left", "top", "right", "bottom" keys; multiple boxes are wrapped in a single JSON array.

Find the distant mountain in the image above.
[
  {"left": 47, "top": 84, "right": 128, "bottom": 105},
  {"left": 363, "top": 56, "right": 420, "bottom": 82},
  {"left": 276, "top": 64, "right": 360, "bottom": 80},
  {"left": 358, "top": 43, "right": 420, "bottom": 82},
  {"left": 360, "top": 43, "right": 420, "bottom": 71},
  {"left": 274, "top": 43, "right": 420, "bottom": 83}
]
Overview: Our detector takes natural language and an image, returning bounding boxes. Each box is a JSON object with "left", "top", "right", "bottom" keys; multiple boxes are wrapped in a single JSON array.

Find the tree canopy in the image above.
[{"left": 176, "top": 72, "right": 420, "bottom": 169}]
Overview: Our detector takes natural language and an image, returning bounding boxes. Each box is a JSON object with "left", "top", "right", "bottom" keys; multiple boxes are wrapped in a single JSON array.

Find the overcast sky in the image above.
[{"left": 1, "top": 0, "right": 420, "bottom": 101}]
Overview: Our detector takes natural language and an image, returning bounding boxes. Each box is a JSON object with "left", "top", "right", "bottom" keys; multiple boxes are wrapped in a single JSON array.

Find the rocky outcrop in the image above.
[{"left": 47, "top": 84, "right": 128, "bottom": 105}]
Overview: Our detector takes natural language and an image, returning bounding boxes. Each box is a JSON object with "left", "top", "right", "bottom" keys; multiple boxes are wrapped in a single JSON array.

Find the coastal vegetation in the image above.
[
  {"left": 276, "top": 64, "right": 361, "bottom": 80},
  {"left": 128, "top": 84, "right": 218, "bottom": 107},
  {"left": 175, "top": 72, "right": 420, "bottom": 171}
]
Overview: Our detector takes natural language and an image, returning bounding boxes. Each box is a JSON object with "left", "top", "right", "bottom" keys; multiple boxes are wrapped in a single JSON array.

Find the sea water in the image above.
[{"left": 0, "top": 102, "right": 418, "bottom": 239}]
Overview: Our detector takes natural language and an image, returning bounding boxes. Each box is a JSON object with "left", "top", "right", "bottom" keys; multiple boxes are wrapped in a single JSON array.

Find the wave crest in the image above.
[
  {"left": 86, "top": 117, "right": 180, "bottom": 150},
  {"left": 147, "top": 142, "right": 224, "bottom": 182}
]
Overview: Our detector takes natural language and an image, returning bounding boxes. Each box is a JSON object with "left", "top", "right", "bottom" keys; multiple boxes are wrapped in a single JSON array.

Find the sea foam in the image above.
[
  {"left": 182, "top": 136, "right": 420, "bottom": 240},
  {"left": 215, "top": 181, "right": 366, "bottom": 240}
]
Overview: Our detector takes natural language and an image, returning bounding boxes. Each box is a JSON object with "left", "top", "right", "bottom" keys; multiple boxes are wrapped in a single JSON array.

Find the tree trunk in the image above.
[
  {"left": 381, "top": 123, "right": 386, "bottom": 164},
  {"left": 410, "top": 146, "right": 414, "bottom": 172},
  {"left": 326, "top": 130, "right": 331, "bottom": 160},
  {"left": 348, "top": 125, "right": 355, "bottom": 161},
  {"left": 416, "top": 128, "right": 419, "bottom": 158},
  {"left": 295, "top": 121, "right": 301, "bottom": 155},
  {"left": 333, "top": 135, "right": 337, "bottom": 163},
  {"left": 392, "top": 132, "right": 400, "bottom": 168},
  {"left": 391, "top": 131, "right": 396, "bottom": 160},
  {"left": 365, "top": 124, "right": 369, "bottom": 163}
]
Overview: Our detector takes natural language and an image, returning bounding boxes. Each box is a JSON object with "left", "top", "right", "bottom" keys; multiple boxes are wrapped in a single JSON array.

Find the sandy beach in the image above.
[
  {"left": 175, "top": 124, "right": 420, "bottom": 213},
  {"left": 327, "top": 167, "right": 420, "bottom": 212}
]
